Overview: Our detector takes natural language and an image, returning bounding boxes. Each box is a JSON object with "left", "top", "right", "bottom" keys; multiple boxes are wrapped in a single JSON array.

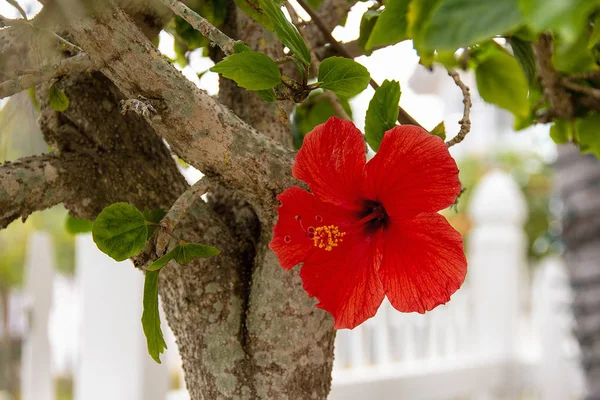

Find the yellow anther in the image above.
[{"left": 312, "top": 225, "right": 346, "bottom": 251}]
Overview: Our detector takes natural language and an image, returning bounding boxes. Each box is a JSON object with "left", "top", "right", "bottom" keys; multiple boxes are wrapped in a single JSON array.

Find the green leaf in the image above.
[
  {"left": 92, "top": 203, "right": 148, "bottom": 262},
  {"left": 549, "top": 119, "right": 572, "bottom": 144},
  {"left": 292, "top": 56, "right": 307, "bottom": 82},
  {"left": 366, "top": 0, "right": 410, "bottom": 50},
  {"left": 233, "top": 0, "right": 274, "bottom": 31},
  {"left": 256, "top": 88, "right": 277, "bottom": 102},
  {"left": 430, "top": 121, "right": 446, "bottom": 140},
  {"left": 365, "top": 80, "right": 400, "bottom": 151},
  {"left": 422, "top": 0, "right": 523, "bottom": 51},
  {"left": 358, "top": 10, "right": 380, "bottom": 55},
  {"left": 147, "top": 243, "right": 221, "bottom": 272},
  {"left": 143, "top": 208, "right": 166, "bottom": 239},
  {"left": 577, "top": 114, "right": 600, "bottom": 156},
  {"left": 553, "top": 28, "right": 596, "bottom": 73},
  {"left": 292, "top": 91, "right": 353, "bottom": 149},
  {"left": 475, "top": 50, "right": 529, "bottom": 118},
  {"left": 260, "top": 0, "right": 311, "bottom": 65},
  {"left": 509, "top": 36, "right": 537, "bottom": 87},
  {"left": 307, "top": 0, "right": 323, "bottom": 9},
  {"left": 234, "top": 43, "right": 252, "bottom": 53},
  {"left": 65, "top": 215, "right": 92, "bottom": 235},
  {"left": 519, "top": 0, "right": 600, "bottom": 39},
  {"left": 407, "top": 0, "right": 440, "bottom": 55},
  {"left": 172, "top": 243, "right": 221, "bottom": 264},
  {"left": 48, "top": 85, "right": 69, "bottom": 112},
  {"left": 317, "top": 57, "right": 370, "bottom": 98},
  {"left": 142, "top": 270, "right": 167, "bottom": 363},
  {"left": 590, "top": 13, "right": 600, "bottom": 49},
  {"left": 211, "top": 50, "right": 281, "bottom": 90}
]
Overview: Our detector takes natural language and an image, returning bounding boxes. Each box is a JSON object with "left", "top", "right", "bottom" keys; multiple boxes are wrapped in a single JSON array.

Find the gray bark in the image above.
[{"left": 556, "top": 145, "right": 600, "bottom": 398}]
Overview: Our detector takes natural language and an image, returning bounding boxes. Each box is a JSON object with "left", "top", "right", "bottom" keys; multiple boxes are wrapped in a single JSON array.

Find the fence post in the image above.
[
  {"left": 531, "top": 257, "right": 585, "bottom": 400},
  {"left": 74, "top": 234, "right": 169, "bottom": 400},
  {"left": 21, "top": 232, "right": 56, "bottom": 400},
  {"left": 468, "top": 170, "right": 528, "bottom": 360}
]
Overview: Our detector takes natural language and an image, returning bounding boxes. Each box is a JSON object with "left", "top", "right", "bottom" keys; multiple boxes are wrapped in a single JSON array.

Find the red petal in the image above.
[
  {"left": 379, "top": 213, "right": 467, "bottom": 313},
  {"left": 269, "top": 186, "right": 355, "bottom": 270},
  {"left": 300, "top": 232, "right": 385, "bottom": 329},
  {"left": 293, "top": 117, "right": 366, "bottom": 210},
  {"left": 364, "top": 125, "right": 461, "bottom": 218}
]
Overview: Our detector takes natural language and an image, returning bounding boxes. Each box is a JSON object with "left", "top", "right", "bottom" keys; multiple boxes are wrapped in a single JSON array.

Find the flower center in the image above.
[
  {"left": 312, "top": 224, "right": 346, "bottom": 251},
  {"left": 358, "top": 200, "right": 389, "bottom": 232}
]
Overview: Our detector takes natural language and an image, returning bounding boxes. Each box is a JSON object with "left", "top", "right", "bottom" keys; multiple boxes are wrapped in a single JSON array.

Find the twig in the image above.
[
  {"left": 0, "top": 53, "right": 93, "bottom": 99},
  {"left": 161, "top": 0, "right": 238, "bottom": 56},
  {"left": 275, "top": 55, "right": 296, "bottom": 65},
  {"left": 322, "top": 91, "right": 351, "bottom": 120},
  {"left": 0, "top": 17, "right": 83, "bottom": 54},
  {"left": 295, "top": 0, "right": 348, "bottom": 59},
  {"left": 6, "top": 0, "right": 27, "bottom": 19},
  {"left": 46, "top": 30, "right": 84, "bottom": 55},
  {"left": 568, "top": 71, "right": 600, "bottom": 81},
  {"left": 284, "top": 2, "right": 300, "bottom": 25},
  {"left": 445, "top": 69, "right": 472, "bottom": 148},
  {"left": 155, "top": 177, "right": 211, "bottom": 255},
  {"left": 294, "top": 0, "right": 425, "bottom": 129},
  {"left": 561, "top": 78, "right": 600, "bottom": 99}
]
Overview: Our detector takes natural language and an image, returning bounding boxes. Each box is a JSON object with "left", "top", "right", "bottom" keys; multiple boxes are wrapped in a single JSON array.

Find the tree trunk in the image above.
[
  {"left": 556, "top": 144, "right": 600, "bottom": 399},
  {"left": 0, "top": 0, "right": 354, "bottom": 398}
]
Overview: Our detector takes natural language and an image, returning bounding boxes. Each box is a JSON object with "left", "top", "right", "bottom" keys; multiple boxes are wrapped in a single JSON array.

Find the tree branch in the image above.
[
  {"left": 445, "top": 69, "right": 472, "bottom": 148},
  {"left": 0, "top": 53, "right": 93, "bottom": 99},
  {"left": 155, "top": 177, "right": 211, "bottom": 255},
  {"left": 295, "top": 0, "right": 425, "bottom": 129},
  {"left": 6, "top": 0, "right": 27, "bottom": 19},
  {"left": 299, "top": 0, "right": 357, "bottom": 50},
  {"left": 0, "top": 14, "right": 21, "bottom": 27},
  {"left": 160, "top": 0, "right": 238, "bottom": 55},
  {"left": 562, "top": 78, "right": 600, "bottom": 99},
  {"left": 0, "top": 154, "right": 81, "bottom": 229},
  {"left": 533, "top": 33, "right": 574, "bottom": 119},
  {"left": 65, "top": 1, "right": 295, "bottom": 219}
]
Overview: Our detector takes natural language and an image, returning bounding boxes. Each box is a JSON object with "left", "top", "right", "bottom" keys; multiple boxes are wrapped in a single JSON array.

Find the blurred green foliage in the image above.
[{"left": 0, "top": 94, "right": 76, "bottom": 293}]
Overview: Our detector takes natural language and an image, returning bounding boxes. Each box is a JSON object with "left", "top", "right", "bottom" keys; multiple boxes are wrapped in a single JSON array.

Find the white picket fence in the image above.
[
  {"left": 330, "top": 170, "right": 585, "bottom": 400},
  {"left": 5, "top": 170, "right": 586, "bottom": 400}
]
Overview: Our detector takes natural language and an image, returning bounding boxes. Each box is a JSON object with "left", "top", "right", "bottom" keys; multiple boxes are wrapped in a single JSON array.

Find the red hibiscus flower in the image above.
[{"left": 269, "top": 117, "right": 467, "bottom": 329}]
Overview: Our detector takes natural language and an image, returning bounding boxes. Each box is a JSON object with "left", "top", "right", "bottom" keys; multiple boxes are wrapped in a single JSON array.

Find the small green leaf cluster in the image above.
[
  {"left": 208, "top": 1, "right": 370, "bottom": 107},
  {"left": 354, "top": 0, "right": 600, "bottom": 158},
  {"left": 91, "top": 202, "right": 220, "bottom": 363}
]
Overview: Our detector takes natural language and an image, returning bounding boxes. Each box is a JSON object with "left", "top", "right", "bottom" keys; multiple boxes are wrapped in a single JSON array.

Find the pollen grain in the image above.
[{"left": 312, "top": 225, "right": 346, "bottom": 251}]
